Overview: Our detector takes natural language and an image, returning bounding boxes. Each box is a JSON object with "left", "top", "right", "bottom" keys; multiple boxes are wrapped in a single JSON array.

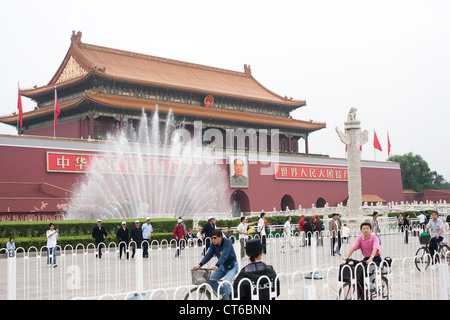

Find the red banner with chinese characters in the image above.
[
  {"left": 46, "top": 152, "right": 197, "bottom": 176},
  {"left": 275, "top": 164, "right": 348, "bottom": 181}
]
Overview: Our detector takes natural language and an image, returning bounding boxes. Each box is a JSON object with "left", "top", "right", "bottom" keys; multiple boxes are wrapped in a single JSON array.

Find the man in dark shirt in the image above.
[
  {"left": 116, "top": 221, "right": 129, "bottom": 259},
  {"left": 92, "top": 219, "right": 108, "bottom": 258},
  {"left": 130, "top": 220, "right": 143, "bottom": 258},
  {"left": 201, "top": 216, "right": 216, "bottom": 255},
  {"left": 192, "top": 229, "right": 238, "bottom": 300},
  {"left": 303, "top": 218, "right": 313, "bottom": 246}
]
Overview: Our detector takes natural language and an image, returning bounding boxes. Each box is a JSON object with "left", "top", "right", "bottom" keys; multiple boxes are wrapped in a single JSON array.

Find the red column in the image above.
[
  {"left": 89, "top": 114, "right": 94, "bottom": 139},
  {"left": 305, "top": 135, "right": 309, "bottom": 154}
]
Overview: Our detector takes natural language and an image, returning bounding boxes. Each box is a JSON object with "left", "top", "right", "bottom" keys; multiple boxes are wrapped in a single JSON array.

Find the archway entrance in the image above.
[
  {"left": 230, "top": 190, "right": 250, "bottom": 217},
  {"left": 316, "top": 197, "right": 326, "bottom": 208},
  {"left": 281, "top": 194, "right": 295, "bottom": 211}
]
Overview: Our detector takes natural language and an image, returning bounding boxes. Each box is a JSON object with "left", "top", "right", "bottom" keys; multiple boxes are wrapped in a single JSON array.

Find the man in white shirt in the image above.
[
  {"left": 46, "top": 223, "right": 59, "bottom": 267},
  {"left": 258, "top": 212, "right": 267, "bottom": 254},
  {"left": 142, "top": 217, "right": 153, "bottom": 258},
  {"left": 418, "top": 211, "right": 427, "bottom": 230},
  {"left": 281, "top": 216, "right": 297, "bottom": 253},
  {"left": 425, "top": 211, "right": 444, "bottom": 259},
  {"left": 236, "top": 216, "right": 257, "bottom": 259}
]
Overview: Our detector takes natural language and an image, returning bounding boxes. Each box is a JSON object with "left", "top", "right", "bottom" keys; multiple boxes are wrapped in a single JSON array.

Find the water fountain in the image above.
[{"left": 65, "top": 109, "right": 231, "bottom": 220}]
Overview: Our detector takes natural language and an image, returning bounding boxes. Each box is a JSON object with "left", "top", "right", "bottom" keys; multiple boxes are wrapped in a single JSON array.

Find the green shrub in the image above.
[
  {"left": 198, "top": 215, "right": 324, "bottom": 229},
  {"left": 0, "top": 232, "right": 179, "bottom": 252},
  {"left": 0, "top": 218, "right": 192, "bottom": 239},
  {"left": 0, "top": 218, "right": 192, "bottom": 251}
]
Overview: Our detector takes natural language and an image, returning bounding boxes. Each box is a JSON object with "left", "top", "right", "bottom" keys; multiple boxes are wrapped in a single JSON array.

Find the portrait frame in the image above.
[{"left": 229, "top": 155, "right": 249, "bottom": 188}]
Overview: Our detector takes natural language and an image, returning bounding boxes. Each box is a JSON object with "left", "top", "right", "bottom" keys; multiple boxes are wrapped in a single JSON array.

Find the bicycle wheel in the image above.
[
  {"left": 380, "top": 276, "right": 389, "bottom": 300},
  {"left": 414, "top": 246, "right": 430, "bottom": 271},
  {"left": 338, "top": 282, "right": 355, "bottom": 300},
  {"left": 439, "top": 244, "right": 450, "bottom": 266},
  {"left": 184, "top": 286, "right": 212, "bottom": 300},
  {"left": 368, "top": 276, "right": 389, "bottom": 300}
]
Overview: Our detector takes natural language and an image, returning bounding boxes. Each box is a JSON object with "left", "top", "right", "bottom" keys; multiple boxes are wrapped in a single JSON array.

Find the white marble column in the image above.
[{"left": 336, "top": 108, "right": 368, "bottom": 217}]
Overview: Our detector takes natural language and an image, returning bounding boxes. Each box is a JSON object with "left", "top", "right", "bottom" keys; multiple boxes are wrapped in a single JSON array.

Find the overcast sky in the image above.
[{"left": 1, "top": 0, "right": 449, "bottom": 181}]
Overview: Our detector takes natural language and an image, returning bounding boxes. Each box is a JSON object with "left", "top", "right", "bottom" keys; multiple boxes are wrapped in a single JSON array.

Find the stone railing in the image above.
[
  {"left": 249, "top": 199, "right": 449, "bottom": 219},
  {"left": 190, "top": 199, "right": 449, "bottom": 229}
]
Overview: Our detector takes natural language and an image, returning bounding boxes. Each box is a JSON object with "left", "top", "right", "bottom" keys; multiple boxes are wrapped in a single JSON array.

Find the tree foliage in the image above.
[{"left": 389, "top": 152, "right": 447, "bottom": 192}]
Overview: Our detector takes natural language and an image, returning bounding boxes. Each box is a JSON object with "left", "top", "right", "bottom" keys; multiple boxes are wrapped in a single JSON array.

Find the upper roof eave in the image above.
[{"left": 20, "top": 72, "right": 92, "bottom": 98}]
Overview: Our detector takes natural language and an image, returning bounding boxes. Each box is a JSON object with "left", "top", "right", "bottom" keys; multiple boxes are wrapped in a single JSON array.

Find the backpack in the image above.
[{"left": 233, "top": 261, "right": 279, "bottom": 300}]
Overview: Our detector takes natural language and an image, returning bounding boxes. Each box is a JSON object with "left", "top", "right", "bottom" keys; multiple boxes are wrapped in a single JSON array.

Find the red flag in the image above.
[
  {"left": 345, "top": 130, "right": 347, "bottom": 153},
  {"left": 54, "top": 89, "right": 60, "bottom": 131},
  {"left": 17, "top": 86, "right": 23, "bottom": 128},
  {"left": 387, "top": 132, "right": 391, "bottom": 156},
  {"left": 373, "top": 130, "right": 382, "bottom": 152}
]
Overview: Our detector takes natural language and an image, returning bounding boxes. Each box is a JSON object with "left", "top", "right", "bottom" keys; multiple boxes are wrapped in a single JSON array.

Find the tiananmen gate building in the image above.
[{"left": 0, "top": 31, "right": 404, "bottom": 221}]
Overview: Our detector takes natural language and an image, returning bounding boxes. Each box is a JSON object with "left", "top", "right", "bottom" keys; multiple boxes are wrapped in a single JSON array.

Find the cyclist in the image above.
[
  {"left": 343, "top": 222, "right": 381, "bottom": 266},
  {"left": 343, "top": 222, "right": 381, "bottom": 298},
  {"left": 424, "top": 211, "right": 444, "bottom": 259},
  {"left": 192, "top": 229, "right": 239, "bottom": 300}
]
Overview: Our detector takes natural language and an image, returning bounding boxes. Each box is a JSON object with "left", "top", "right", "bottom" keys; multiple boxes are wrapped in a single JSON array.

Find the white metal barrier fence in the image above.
[{"left": 1, "top": 226, "right": 449, "bottom": 300}]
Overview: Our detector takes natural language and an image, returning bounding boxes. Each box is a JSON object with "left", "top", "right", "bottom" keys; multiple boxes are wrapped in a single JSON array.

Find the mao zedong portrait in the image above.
[{"left": 230, "top": 157, "right": 248, "bottom": 188}]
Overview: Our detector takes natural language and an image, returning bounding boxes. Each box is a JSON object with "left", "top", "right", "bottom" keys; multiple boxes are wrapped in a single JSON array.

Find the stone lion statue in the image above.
[{"left": 347, "top": 107, "right": 357, "bottom": 121}]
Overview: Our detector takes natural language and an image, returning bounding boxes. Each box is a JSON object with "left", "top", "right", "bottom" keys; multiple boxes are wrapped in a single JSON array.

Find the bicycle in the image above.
[
  {"left": 414, "top": 233, "right": 450, "bottom": 272},
  {"left": 184, "top": 268, "right": 225, "bottom": 300},
  {"left": 338, "top": 258, "right": 390, "bottom": 300}
]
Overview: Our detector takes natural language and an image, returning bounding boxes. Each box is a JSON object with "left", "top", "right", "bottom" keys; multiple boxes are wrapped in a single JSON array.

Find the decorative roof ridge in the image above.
[
  {"left": 247, "top": 73, "right": 306, "bottom": 105},
  {"left": 72, "top": 31, "right": 251, "bottom": 78}
]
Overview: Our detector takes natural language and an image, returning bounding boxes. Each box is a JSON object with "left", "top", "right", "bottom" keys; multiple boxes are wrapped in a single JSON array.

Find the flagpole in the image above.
[
  {"left": 54, "top": 88, "right": 56, "bottom": 139},
  {"left": 373, "top": 129, "right": 376, "bottom": 161},
  {"left": 17, "top": 82, "right": 19, "bottom": 136}
]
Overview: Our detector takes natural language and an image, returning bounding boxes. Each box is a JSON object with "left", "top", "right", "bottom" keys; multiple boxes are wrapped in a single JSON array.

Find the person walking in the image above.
[
  {"left": 92, "top": 219, "right": 108, "bottom": 259},
  {"left": 298, "top": 215, "right": 306, "bottom": 247},
  {"left": 174, "top": 219, "right": 186, "bottom": 258},
  {"left": 370, "top": 212, "right": 381, "bottom": 245},
  {"left": 236, "top": 216, "right": 257, "bottom": 259},
  {"left": 404, "top": 213, "right": 411, "bottom": 244},
  {"left": 313, "top": 215, "right": 323, "bottom": 246},
  {"left": 281, "top": 216, "right": 296, "bottom": 253},
  {"left": 445, "top": 215, "right": 450, "bottom": 244},
  {"left": 142, "top": 217, "right": 153, "bottom": 258},
  {"left": 258, "top": 212, "right": 267, "bottom": 254},
  {"left": 116, "top": 221, "right": 129, "bottom": 259},
  {"left": 397, "top": 213, "right": 404, "bottom": 232},
  {"left": 341, "top": 223, "right": 350, "bottom": 243},
  {"left": 417, "top": 211, "right": 427, "bottom": 231},
  {"left": 329, "top": 213, "right": 342, "bottom": 255},
  {"left": 130, "top": 220, "right": 143, "bottom": 258},
  {"left": 303, "top": 218, "right": 313, "bottom": 246},
  {"left": 46, "top": 223, "right": 59, "bottom": 267},
  {"left": 201, "top": 216, "right": 216, "bottom": 255}
]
